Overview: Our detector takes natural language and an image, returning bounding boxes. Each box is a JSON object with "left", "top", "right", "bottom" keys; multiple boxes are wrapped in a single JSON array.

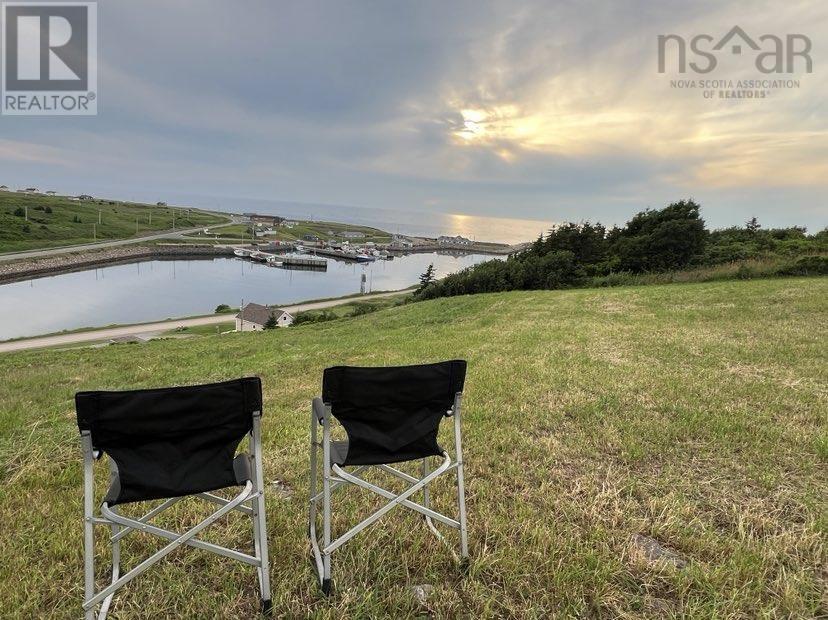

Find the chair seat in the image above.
[
  {"left": 104, "top": 453, "right": 252, "bottom": 505},
  {"left": 329, "top": 440, "right": 441, "bottom": 467},
  {"left": 330, "top": 441, "right": 349, "bottom": 466}
]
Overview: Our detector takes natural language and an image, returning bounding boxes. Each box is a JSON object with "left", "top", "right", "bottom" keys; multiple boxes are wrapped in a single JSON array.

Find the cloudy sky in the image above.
[{"left": 1, "top": 0, "right": 826, "bottom": 231}]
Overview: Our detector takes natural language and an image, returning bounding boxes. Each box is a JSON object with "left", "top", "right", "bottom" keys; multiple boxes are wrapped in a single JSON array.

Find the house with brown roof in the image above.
[{"left": 235, "top": 303, "right": 294, "bottom": 331}]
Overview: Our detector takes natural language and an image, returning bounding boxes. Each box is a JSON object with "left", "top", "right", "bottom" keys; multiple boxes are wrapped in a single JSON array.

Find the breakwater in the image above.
[{"left": 0, "top": 244, "right": 234, "bottom": 284}]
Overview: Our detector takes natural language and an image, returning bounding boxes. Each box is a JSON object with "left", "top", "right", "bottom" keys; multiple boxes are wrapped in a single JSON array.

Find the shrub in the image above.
[
  {"left": 13, "top": 207, "right": 24, "bottom": 217},
  {"left": 292, "top": 310, "right": 337, "bottom": 326},
  {"left": 44, "top": 206, "right": 52, "bottom": 214},
  {"left": 608, "top": 199, "right": 708, "bottom": 272},
  {"left": 22, "top": 224, "right": 30, "bottom": 233},
  {"left": 736, "top": 264, "right": 754, "bottom": 280},
  {"left": 775, "top": 255, "right": 828, "bottom": 276},
  {"left": 350, "top": 303, "right": 377, "bottom": 317},
  {"left": 214, "top": 304, "right": 232, "bottom": 314}
]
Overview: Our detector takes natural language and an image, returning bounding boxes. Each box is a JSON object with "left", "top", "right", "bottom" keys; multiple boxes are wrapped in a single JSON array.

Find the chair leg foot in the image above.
[
  {"left": 260, "top": 598, "right": 273, "bottom": 615},
  {"left": 321, "top": 578, "right": 332, "bottom": 596}
]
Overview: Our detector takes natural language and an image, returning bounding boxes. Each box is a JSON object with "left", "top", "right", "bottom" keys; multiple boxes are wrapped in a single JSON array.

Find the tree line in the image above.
[{"left": 416, "top": 200, "right": 828, "bottom": 300}]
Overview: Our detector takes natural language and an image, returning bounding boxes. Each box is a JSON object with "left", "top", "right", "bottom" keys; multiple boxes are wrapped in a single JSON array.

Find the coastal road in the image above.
[
  {"left": 0, "top": 289, "right": 414, "bottom": 353},
  {"left": 0, "top": 219, "right": 241, "bottom": 263}
]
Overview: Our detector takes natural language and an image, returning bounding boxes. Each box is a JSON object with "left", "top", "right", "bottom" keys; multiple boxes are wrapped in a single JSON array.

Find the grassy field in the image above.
[
  {"left": 0, "top": 193, "right": 228, "bottom": 252},
  {"left": 0, "top": 278, "right": 825, "bottom": 618}
]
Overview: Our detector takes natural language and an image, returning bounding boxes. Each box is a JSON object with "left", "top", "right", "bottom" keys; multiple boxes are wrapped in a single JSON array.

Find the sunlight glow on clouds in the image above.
[{"left": 0, "top": 0, "right": 825, "bottom": 229}]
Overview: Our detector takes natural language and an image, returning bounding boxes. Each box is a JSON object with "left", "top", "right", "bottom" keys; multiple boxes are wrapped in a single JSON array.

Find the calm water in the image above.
[{"left": 0, "top": 252, "right": 500, "bottom": 340}]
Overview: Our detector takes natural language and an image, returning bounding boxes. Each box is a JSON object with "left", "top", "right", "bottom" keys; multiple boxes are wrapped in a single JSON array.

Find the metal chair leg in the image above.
[{"left": 453, "top": 394, "right": 469, "bottom": 563}]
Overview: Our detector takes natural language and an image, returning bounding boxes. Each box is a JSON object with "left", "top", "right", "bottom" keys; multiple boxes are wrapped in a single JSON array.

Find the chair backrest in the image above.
[
  {"left": 75, "top": 377, "right": 262, "bottom": 505},
  {"left": 322, "top": 360, "right": 466, "bottom": 465}
]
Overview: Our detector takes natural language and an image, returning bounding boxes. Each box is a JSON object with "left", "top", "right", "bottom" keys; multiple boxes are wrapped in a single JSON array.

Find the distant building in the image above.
[
  {"left": 25, "top": 187, "right": 39, "bottom": 193},
  {"left": 45, "top": 190, "right": 56, "bottom": 195},
  {"left": 390, "top": 234, "right": 414, "bottom": 249},
  {"left": 438, "top": 235, "right": 472, "bottom": 246},
  {"left": 235, "top": 303, "right": 294, "bottom": 331},
  {"left": 283, "top": 220, "right": 298, "bottom": 228},
  {"left": 302, "top": 234, "right": 319, "bottom": 242},
  {"left": 157, "top": 201, "right": 167, "bottom": 207},
  {"left": 242, "top": 213, "right": 284, "bottom": 225},
  {"left": 339, "top": 230, "right": 365, "bottom": 239},
  {"left": 78, "top": 194, "right": 93, "bottom": 200},
  {"left": 0, "top": 185, "right": 9, "bottom": 191}
]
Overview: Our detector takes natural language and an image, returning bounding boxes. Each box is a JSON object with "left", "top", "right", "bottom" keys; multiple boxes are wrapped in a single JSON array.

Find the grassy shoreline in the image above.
[{"left": 0, "top": 277, "right": 825, "bottom": 617}]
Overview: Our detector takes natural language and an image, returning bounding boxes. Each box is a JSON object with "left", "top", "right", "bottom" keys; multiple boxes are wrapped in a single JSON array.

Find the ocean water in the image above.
[{"left": 162, "top": 194, "right": 552, "bottom": 244}]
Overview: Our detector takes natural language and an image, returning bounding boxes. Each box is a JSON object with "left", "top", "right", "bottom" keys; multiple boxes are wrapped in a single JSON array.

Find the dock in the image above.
[{"left": 279, "top": 255, "right": 328, "bottom": 269}]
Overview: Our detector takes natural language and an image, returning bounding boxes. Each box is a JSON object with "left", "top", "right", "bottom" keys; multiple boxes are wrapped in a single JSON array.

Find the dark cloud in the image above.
[{"left": 0, "top": 0, "right": 824, "bottom": 230}]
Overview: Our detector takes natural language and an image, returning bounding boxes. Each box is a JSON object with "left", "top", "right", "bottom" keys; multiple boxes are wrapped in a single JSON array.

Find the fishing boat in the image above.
[{"left": 233, "top": 248, "right": 252, "bottom": 258}]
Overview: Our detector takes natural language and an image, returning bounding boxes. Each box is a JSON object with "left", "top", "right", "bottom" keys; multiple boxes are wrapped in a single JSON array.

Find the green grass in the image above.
[
  {"left": 295, "top": 294, "right": 410, "bottom": 321},
  {"left": 0, "top": 278, "right": 825, "bottom": 618},
  {"left": 0, "top": 193, "right": 228, "bottom": 253},
  {"left": 589, "top": 256, "right": 828, "bottom": 288},
  {"left": 162, "top": 322, "right": 236, "bottom": 337}
]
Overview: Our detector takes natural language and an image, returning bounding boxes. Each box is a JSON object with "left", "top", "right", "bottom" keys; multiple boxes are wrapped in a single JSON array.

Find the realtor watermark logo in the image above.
[
  {"left": 1, "top": 1, "right": 97, "bottom": 115},
  {"left": 657, "top": 26, "right": 813, "bottom": 100}
]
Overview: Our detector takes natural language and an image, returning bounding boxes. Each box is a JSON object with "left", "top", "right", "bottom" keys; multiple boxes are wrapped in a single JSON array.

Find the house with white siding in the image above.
[{"left": 235, "top": 303, "right": 294, "bottom": 331}]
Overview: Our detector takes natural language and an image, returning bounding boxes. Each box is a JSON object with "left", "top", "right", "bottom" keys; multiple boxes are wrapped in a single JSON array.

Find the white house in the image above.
[
  {"left": 437, "top": 235, "right": 472, "bottom": 246},
  {"left": 235, "top": 303, "right": 294, "bottom": 331}
]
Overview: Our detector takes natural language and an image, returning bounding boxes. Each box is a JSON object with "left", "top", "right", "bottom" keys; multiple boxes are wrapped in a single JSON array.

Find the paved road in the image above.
[
  {"left": 0, "top": 289, "right": 414, "bottom": 353},
  {"left": 0, "top": 219, "right": 239, "bottom": 263}
]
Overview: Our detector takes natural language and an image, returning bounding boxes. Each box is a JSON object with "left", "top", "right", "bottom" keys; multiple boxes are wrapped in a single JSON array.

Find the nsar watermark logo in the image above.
[
  {"left": 657, "top": 26, "right": 813, "bottom": 100},
  {"left": 2, "top": 1, "right": 97, "bottom": 115}
]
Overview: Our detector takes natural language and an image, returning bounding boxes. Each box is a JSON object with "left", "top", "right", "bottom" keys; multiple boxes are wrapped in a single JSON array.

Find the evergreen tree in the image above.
[
  {"left": 264, "top": 313, "right": 279, "bottom": 329},
  {"left": 417, "top": 263, "right": 436, "bottom": 294}
]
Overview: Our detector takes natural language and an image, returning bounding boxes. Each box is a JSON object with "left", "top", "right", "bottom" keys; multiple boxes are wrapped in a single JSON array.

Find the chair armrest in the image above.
[{"left": 312, "top": 397, "right": 328, "bottom": 424}]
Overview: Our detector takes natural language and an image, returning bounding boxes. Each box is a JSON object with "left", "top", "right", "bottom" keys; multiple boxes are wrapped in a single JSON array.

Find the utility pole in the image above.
[
  {"left": 93, "top": 223, "right": 96, "bottom": 240},
  {"left": 240, "top": 299, "right": 244, "bottom": 331},
  {"left": 98, "top": 209, "right": 101, "bottom": 225},
  {"left": 149, "top": 212, "right": 152, "bottom": 226},
  {"left": 135, "top": 216, "right": 139, "bottom": 234},
  {"left": 173, "top": 210, "right": 176, "bottom": 230},
  {"left": 24, "top": 205, "right": 28, "bottom": 221}
]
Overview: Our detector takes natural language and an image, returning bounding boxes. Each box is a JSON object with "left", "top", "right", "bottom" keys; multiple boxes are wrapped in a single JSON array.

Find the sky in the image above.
[{"left": 1, "top": 0, "right": 826, "bottom": 232}]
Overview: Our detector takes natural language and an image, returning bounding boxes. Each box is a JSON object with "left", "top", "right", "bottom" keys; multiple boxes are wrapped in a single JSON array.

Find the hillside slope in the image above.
[
  {"left": 0, "top": 193, "right": 226, "bottom": 252},
  {"left": 0, "top": 278, "right": 825, "bottom": 618}
]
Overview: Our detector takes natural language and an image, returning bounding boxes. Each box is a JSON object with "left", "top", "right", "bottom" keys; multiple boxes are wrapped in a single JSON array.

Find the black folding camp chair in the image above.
[
  {"left": 75, "top": 377, "right": 272, "bottom": 619},
  {"left": 308, "top": 360, "right": 469, "bottom": 593}
]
